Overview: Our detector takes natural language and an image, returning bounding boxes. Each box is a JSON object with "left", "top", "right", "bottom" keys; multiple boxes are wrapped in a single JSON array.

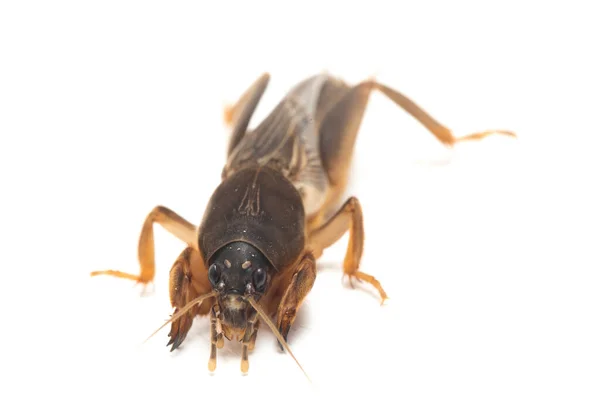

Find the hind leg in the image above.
[
  {"left": 223, "top": 73, "right": 270, "bottom": 156},
  {"left": 374, "top": 81, "right": 516, "bottom": 145},
  {"left": 318, "top": 78, "right": 516, "bottom": 190}
]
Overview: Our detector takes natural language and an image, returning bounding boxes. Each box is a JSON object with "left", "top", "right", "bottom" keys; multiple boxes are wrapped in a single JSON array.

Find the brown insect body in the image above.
[
  {"left": 91, "top": 72, "right": 515, "bottom": 374},
  {"left": 199, "top": 167, "right": 306, "bottom": 275},
  {"left": 198, "top": 167, "right": 306, "bottom": 344}
]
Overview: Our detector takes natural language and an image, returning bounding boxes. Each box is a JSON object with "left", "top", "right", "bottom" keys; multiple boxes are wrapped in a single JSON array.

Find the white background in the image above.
[{"left": 1, "top": 1, "right": 599, "bottom": 399}]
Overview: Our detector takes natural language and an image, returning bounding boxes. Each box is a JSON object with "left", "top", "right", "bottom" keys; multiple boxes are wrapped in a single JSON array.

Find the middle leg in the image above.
[
  {"left": 91, "top": 205, "right": 198, "bottom": 285},
  {"left": 309, "top": 196, "right": 388, "bottom": 304}
]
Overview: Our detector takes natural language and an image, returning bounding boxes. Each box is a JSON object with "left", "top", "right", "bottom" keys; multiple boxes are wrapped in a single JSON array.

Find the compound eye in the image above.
[
  {"left": 208, "top": 263, "right": 221, "bottom": 286},
  {"left": 253, "top": 267, "right": 267, "bottom": 291}
]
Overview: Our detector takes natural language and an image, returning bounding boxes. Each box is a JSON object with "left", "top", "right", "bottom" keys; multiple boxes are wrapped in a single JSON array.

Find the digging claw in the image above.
[
  {"left": 276, "top": 326, "right": 290, "bottom": 352},
  {"left": 169, "top": 334, "right": 186, "bottom": 352}
]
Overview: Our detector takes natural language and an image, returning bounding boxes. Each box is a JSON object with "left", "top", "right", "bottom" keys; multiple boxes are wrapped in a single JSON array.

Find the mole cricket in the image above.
[{"left": 91, "top": 72, "right": 515, "bottom": 377}]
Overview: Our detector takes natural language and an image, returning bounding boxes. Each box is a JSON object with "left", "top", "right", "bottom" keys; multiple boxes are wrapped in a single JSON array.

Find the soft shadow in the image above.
[
  {"left": 316, "top": 260, "right": 342, "bottom": 272},
  {"left": 413, "top": 156, "right": 454, "bottom": 167}
]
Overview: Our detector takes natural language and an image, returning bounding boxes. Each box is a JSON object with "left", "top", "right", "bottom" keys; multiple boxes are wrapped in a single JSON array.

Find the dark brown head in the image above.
[{"left": 207, "top": 240, "right": 272, "bottom": 332}]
